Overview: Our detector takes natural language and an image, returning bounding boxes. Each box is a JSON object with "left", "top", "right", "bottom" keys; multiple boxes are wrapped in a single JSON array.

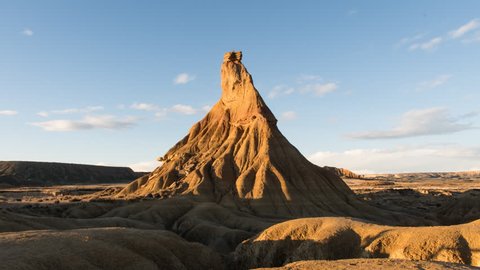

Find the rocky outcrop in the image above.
[
  {"left": 0, "top": 161, "right": 141, "bottom": 186},
  {"left": 119, "top": 52, "right": 405, "bottom": 221}
]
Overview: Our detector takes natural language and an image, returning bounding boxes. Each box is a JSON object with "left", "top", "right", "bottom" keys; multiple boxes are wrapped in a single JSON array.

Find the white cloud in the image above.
[
  {"left": 308, "top": 144, "right": 480, "bottom": 174},
  {"left": 418, "top": 74, "right": 452, "bottom": 90},
  {"left": 129, "top": 160, "right": 159, "bottom": 172},
  {"left": 171, "top": 104, "right": 197, "bottom": 115},
  {"left": 281, "top": 111, "right": 297, "bottom": 121},
  {"left": 21, "top": 28, "right": 33, "bottom": 36},
  {"left": 201, "top": 105, "right": 212, "bottom": 112},
  {"left": 450, "top": 19, "right": 480, "bottom": 39},
  {"left": 349, "top": 107, "right": 477, "bottom": 139},
  {"left": 400, "top": 18, "right": 480, "bottom": 52},
  {"left": 268, "top": 85, "right": 295, "bottom": 98},
  {"left": 396, "top": 33, "right": 425, "bottom": 48},
  {"left": 37, "top": 106, "right": 104, "bottom": 117},
  {"left": 409, "top": 37, "right": 443, "bottom": 51},
  {"left": 174, "top": 73, "right": 195, "bottom": 85},
  {"left": 303, "top": 82, "right": 338, "bottom": 96},
  {"left": 129, "top": 102, "right": 206, "bottom": 117},
  {"left": 31, "top": 115, "right": 138, "bottom": 131},
  {"left": 0, "top": 110, "right": 18, "bottom": 116},
  {"left": 268, "top": 76, "right": 338, "bottom": 99},
  {"left": 130, "top": 103, "right": 160, "bottom": 111}
]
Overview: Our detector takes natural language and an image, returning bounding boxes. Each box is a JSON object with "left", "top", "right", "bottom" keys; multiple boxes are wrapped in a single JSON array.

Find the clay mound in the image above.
[
  {"left": 102, "top": 197, "right": 275, "bottom": 252},
  {"left": 119, "top": 52, "right": 404, "bottom": 221},
  {"left": 0, "top": 227, "right": 223, "bottom": 270},
  {"left": 234, "top": 217, "right": 480, "bottom": 268},
  {"left": 0, "top": 197, "right": 274, "bottom": 254},
  {"left": 254, "top": 259, "right": 478, "bottom": 270},
  {"left": 0, "top": 161, "right": 141, "bottom": 186}
]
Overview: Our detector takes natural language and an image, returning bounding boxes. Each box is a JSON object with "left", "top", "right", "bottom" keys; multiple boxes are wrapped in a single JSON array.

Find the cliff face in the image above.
[
  {"left": 0, "top": 161, "right": 139, "bottom": 186},
  {"left": 120, "top": 52, "right": 393, "bottom": 219}
]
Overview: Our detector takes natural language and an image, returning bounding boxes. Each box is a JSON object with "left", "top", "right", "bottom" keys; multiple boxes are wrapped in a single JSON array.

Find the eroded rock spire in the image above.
[
  {"left": 119, "top": 51, "right": 398, "bottom": 220},
  {"left": 220, "top": 51, "right": 276, "bottom": 124}
]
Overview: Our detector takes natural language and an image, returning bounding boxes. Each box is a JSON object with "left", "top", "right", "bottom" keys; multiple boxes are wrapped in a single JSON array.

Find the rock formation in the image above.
[{"left": 120, "top": 52, "right": 402, "bottom": 220}]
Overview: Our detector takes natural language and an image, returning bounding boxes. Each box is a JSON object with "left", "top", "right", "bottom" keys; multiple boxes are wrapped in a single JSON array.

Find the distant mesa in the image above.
[
  {"left": 119, "top": 51, "right": 405, "bottom": 222},
  {"left": 322, "top": 166, "right": 364, "bottom": 179},
  {"left": 0, "top": 161, "right": 145, "bottom": 187}
]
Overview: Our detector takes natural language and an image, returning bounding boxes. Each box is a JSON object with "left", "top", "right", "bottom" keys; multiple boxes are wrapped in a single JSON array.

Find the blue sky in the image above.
[{"left": 1, "top": 1, "right": 480, "bottom": 173}]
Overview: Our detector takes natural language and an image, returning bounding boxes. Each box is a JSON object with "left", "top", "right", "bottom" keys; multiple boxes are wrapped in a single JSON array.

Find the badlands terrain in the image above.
[{"left": 1, "top": 52, "right": 479, "bottom": 269}]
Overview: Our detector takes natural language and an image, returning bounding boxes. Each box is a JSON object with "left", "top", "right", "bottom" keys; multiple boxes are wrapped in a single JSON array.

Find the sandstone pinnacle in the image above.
[{"left": 120, "top": 51, "right": 398, "bottom": 220}]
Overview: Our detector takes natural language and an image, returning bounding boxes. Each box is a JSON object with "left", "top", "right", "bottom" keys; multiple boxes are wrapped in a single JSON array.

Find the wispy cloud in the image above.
[
  {"left": 174, "top": 73, "right": 195, "bottom": 85},
  {"left": 21, "top": 28, "right": 33, "bottom": 36},
  {"left": 418, "top": 74, "right": 452, "bottom": 90},
  {"left": 268, "top": 85, "right": 295, "bottom": 98},
  {"left": 31, "top": 115, "right": 138, "bottom": 132},
  {"left": 449, "top": 19, "right": 480, "bottom": 39},
  {"left": 348, "top": 107, "right": 477, "bottom": 139},
  {"left": 302, "top": 82, "right": 338, "bottom": 96},
  {"left": 409, "top": 37, "right": 443, "bottom": 51},
  {"left": 130, "top": 103, "right": 160, "bottom": 111},
  {"left": 281, "top": 111, "right": 297, "bottom": 121},
  {"left": 268, "top": 75, "right": 338, "bottom": 99},
  {"left": 201, "top": 105, "right": 212, "bottom": 112},
  {"left": 171, "top": 104, "right": 197, "bottom": 115},
  {"left": 37, "top": 106, "right": 104, "bottom": 117},
  {"left": 400, "top": 18, "right": 480, "bottom": 52},
  {"left": 0, "top": 110, "right": 18, "bottom": 116},
  {"left": 396, "top": 33, "right": 425, "bottom": 48},
  {"left": 129, "top": 102, "right": 207, "bottom": 117},
  {"left": 308, "top": 144, "right": 480, "bottom": 174}
]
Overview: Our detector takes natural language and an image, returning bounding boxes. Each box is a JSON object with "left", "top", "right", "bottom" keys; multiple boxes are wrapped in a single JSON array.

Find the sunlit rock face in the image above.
[{"left": 119, "top": 51, "right": 395, "bottom": 220}]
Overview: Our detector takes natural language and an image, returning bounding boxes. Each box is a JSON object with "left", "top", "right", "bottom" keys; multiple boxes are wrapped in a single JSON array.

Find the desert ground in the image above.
[
  {"left": 1, "top": 52, "right": 479, "bottom": 270},
  {"left": 1, "top": 173, "right": 479, "bottom": 269}
]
